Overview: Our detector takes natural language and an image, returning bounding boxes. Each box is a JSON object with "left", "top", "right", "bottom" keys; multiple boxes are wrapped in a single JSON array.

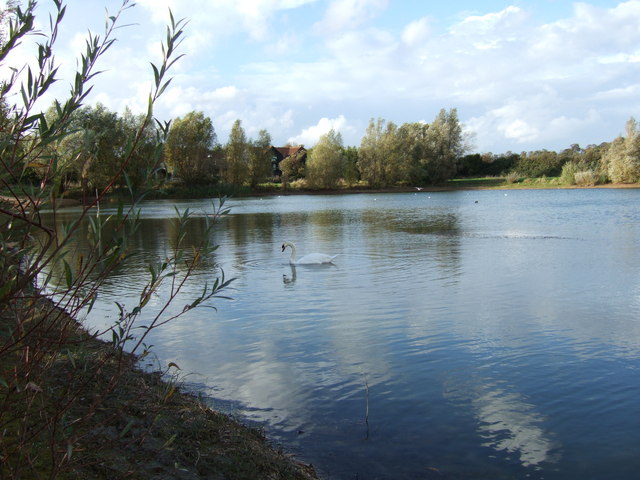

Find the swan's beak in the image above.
[{"left": 281, "top": 244, "right": 285, "bottom": 252}]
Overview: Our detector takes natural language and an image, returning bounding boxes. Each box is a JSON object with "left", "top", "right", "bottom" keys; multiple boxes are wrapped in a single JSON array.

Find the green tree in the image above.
[
  {"left": 43, "top": 103, "right": 126, "bottom": 194},
  {"left": 379, "top": 121, "right": 402, "bottom": 184},
  {"left": 359, "top": 118, "right": 399, "bottom": 187},
  {"left": 397, "top": 121, "right": 430, "bottom": 184},
  {"left": 279, "top": 147, "right": 305, "bottom": 190},
  {"left": 165, "top": 111, "right": 217, "bottom": 184},
  {"left": 79, "top": 104, "right": 125, "bottom": 189},
  {"left": 515, "top": 150, "right": 563, "bottom": 177},
  {"left": 603, "top": 117, "right": 640, "bottom": 183},
  {"left": 306, "top": 129, "right": 345, "bottom": 189},
  {"left": 486, "top": 152, "right": 520, "bottom": 176},
  {"left": 248, "top": 128, "right": 272, "bottom": 187},
  {"left": 581, "top": 143, "right": 607, "bottom": 172},
  {"left": 558, "top": 144, "right": 583, "bottom": 165},
  {"left": 458, "top": 153, "right": 484, "bottom": 177},
  {"left": 224, "top": 119, "right": 249, "bottom": 185},
  {"left": 358, "top": 118, "right": 384, "bottom": 187},
  {"left": 342, "top": 145, "right": 359, "bottom": 185},
  {"left": 118, "top": 107, "right": 161, "bottom": 190},
  {"left": 423, "top": 108, "right": 466, "bottom": 184}
]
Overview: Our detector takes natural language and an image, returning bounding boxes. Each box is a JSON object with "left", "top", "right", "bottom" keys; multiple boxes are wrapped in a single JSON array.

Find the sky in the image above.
[{"left": 5, "top": 0, "right": 640, "bottom": 153}]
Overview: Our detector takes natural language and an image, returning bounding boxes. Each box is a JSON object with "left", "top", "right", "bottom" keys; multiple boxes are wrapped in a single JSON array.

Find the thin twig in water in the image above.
[{"left": 363, "top": 373, "right": 370, "bottom": 440}]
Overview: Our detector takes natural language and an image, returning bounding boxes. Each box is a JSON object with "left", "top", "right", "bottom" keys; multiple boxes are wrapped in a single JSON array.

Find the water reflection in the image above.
[
  {"left": 283, "top": 263, "right": 296, "bottom": 285},
  {"left": 475, "top": 387, "right": 560, "bottom": 468},
  {"left": 40, "top": 215, "right": 224, "bottom": 292},
  {"left": 445, "top": 377, "right": 560, "bottom": 468},
  {"left": 223, "top": 213, "right": 277, "bottom": 255}
]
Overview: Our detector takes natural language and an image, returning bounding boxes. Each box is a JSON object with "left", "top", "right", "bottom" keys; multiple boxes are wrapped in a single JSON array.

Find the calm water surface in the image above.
[{"left": 47, "top": 189, "right": 640, "bottom": 479}]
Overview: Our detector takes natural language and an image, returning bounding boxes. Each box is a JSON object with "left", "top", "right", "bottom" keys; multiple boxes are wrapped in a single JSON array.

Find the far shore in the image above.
[
  {"left": 4, "top": 180, "right": 639, "bottom": 210},
  {"left": 246, "top": 181, "right": 640, "bottom": 197}
]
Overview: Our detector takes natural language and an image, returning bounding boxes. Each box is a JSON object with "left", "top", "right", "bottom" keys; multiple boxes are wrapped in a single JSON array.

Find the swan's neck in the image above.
[{"left": 288, "top": 243, "right": 297, "bottom": 263}]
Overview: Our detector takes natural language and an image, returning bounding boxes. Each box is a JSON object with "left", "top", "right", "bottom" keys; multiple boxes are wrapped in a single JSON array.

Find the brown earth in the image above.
[{"left": 0, "top": 299, "right": 318, "bottom": 480}]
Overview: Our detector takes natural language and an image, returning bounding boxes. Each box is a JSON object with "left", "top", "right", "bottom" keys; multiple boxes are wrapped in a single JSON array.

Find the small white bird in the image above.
[{"left": 281, "top": 241, "right": 337, "bottom": 265}]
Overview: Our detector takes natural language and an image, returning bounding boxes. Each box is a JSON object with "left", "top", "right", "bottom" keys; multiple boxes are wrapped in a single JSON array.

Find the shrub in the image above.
[
  {"left": 561, "top": 161, "right": 579, "bottom": 185},
  {"left": 574, "top": 170, "right": 599, "bottom": 186},
  {"left": 289, "top": 178, "right": 308, "bottom": 189},
  {"left": 504, "top": 171, "right": 520, "bottom": 184}
]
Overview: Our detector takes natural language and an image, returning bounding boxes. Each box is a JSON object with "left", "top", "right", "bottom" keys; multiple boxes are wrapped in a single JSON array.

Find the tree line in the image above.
[
  {"left": 12, "top": 99, "right": 640, "bottom": 193},
  {"left": 459, "top": 117, "right": 640, "bottom": 186},
  {"left": 16, "top": 104, "right": 471, "bottom": 192}
]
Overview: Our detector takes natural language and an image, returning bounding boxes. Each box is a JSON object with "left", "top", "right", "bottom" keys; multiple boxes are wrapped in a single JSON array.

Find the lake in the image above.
[{"left": 45, "top": 188, "right": 640, "bottom": 479}]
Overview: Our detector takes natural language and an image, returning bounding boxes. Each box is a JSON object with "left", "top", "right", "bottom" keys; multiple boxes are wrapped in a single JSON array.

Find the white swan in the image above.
[{"left": 281, "top": 241, "right": 337, "bottom": 265}]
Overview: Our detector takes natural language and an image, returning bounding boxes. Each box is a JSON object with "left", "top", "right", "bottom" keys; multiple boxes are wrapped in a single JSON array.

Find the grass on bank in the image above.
[{"left": 448, "top": 176, "right": 564, "bottom": 189}]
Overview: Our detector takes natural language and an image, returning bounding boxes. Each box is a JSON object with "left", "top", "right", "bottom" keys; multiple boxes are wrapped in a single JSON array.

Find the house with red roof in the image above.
[{"left": 270, "top": 145, "right": 307, "bottom": 177}]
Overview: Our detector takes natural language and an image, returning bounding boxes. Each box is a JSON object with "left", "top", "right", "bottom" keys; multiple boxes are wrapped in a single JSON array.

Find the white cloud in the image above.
[
  {"left": 598, "top": 52, "right": 640, "bottom": 64},
  {"left": 467, "top": 96, "right": 604, "bottom": 153},
  {"left": 451, "top": 6, "right": 526, "bottom": 36},
  {"left": 593, "top": 84, "right": 640, "bottom": 101},
  {"left": 531, "top": 2, "right": 640, "bottom": 63},
  {"left": 502, "top": 119, "right": 538, "bottom": 143},
  {"left": 401, "top": 17, "right": 431, "bottom": 47},
  {"left": 288, "top": 115, "right": 350, "bottom": 146},
  {"left": 548, "top": 110, "right": 600, "bottom": 135},
  {"left": 235, "top": 0, "right": 279, "bottom": 41},
  {"left": 265, "top": 31, "right": 302, "bottom": 56},
  {"left": 314, "top": 0, "right": 388, "bottom": 34},
  {"left": 138, "top": 0, "right": 319, "bottom": 44},
  {"left": 471, "top": 100, "right": 542, "bottom": 145},
  {"left": 156, "top": 85, "right": 243, "bottom": 119}
]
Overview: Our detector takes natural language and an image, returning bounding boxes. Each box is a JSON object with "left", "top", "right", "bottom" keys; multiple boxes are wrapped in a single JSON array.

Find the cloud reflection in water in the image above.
[{"left": 446, "top": 378, "right": 561, "bottom": 468}]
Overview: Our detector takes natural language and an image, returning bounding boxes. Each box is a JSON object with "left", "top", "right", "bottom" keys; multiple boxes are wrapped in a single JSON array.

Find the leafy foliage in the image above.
[
  {"left": 248, "top": 128, "right": 273, "bottom": 187},
  {"left": 358, "top": 118, "right": 397, "bottom": 187},
  {"left": 224, "top": 118, "right": 249, "bottom": 185},
  {"left": 165, "top": 110, "right": 218, "bottom": 184},
  {"left": 603, "top": 117, "right": 640, "bottom": 183},
  {"left": 341, "top": 145, "right": 359, "bottom": 185},
  {"left": 515, "top": 149, "right": 564, "bottom": 178},
  {"left": 279, "top": 148, "right": 306, "bottom": 188},
  {"left": 422, "top": 108, "right": 466, "bottom": 184},
  {"left": 306, "top": 129, "right": 344, "bottom": 189},
  {"left": 356, "top": 110, "right": 467, "bottom": 188}
]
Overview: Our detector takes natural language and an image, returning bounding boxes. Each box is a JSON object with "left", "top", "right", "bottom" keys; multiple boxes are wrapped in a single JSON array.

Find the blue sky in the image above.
[{"left": 7, "top": 0, "right": 640, "bottom": 153}]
